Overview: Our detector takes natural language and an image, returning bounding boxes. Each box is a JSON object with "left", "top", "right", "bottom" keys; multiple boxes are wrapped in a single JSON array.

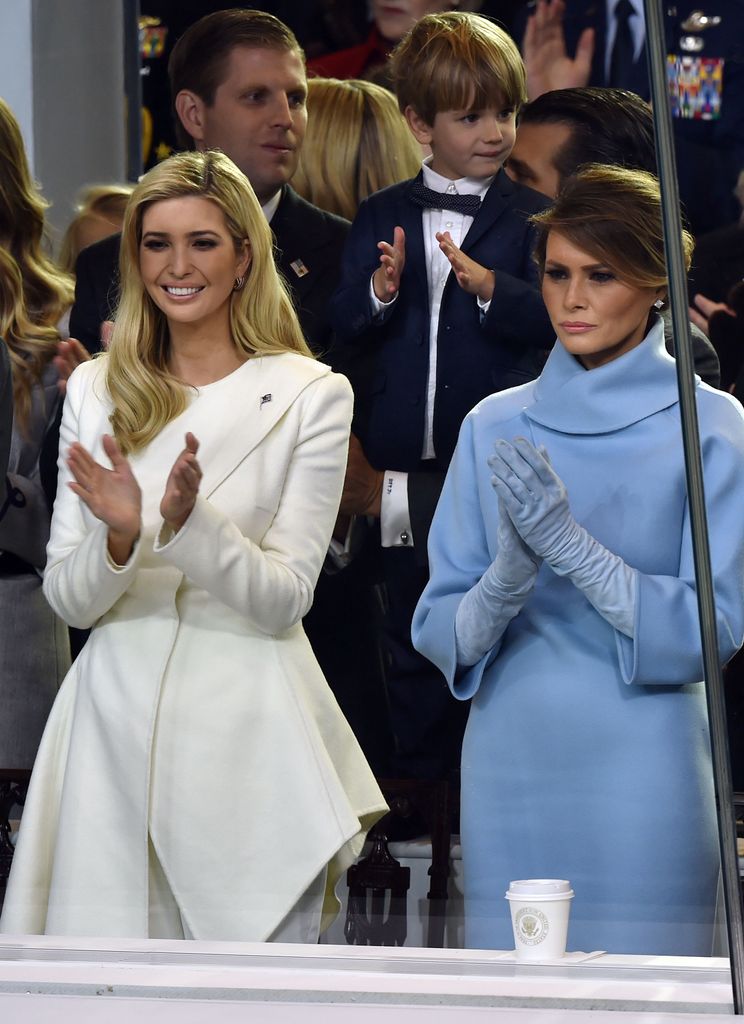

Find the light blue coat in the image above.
[{"left": 412, "top": 320, "right": 744, "bottom": 954}]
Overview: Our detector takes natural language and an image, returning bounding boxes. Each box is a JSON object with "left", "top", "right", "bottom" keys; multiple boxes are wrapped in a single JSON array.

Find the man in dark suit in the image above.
[
  {"left": 519, "top": 0, "right": 744, "bottom": 235},
  {"left": 0, "top": 342, "right": 11, "bottom": 482},
  {"left": 70, "top": 8, "right": 348, "bottom": 363}
]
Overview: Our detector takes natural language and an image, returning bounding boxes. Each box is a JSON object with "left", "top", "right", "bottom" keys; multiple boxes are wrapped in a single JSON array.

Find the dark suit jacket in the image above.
[
  {"left": 69, "top": 185, "right": 349, "bottom": 362},
  {"left": 331, "top": 169, "right": 554, "bottom": 473},
  {"left": 0, "top": 342, "right": 11, "bottom": 481}
]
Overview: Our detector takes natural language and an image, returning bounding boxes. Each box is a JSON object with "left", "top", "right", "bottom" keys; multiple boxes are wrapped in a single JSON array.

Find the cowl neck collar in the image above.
[{"left": 526, "top": 317, "right": 694, "bottom": 435}]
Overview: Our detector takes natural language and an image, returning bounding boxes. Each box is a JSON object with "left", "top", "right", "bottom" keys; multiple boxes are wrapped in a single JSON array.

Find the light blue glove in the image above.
[
  {"left": 488, "top": 438, "right": 637, "bottom": 637},
  {"left": 455, "top": 496, "right": 541, "bottom": 667}
]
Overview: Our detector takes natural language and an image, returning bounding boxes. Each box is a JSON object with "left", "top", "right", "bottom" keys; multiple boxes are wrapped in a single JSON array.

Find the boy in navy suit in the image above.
[{"left": 331, "top": 12, "right": 554, "bottom": 784}]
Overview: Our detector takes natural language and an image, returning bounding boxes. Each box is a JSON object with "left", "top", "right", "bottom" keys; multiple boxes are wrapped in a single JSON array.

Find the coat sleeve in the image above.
[
  {"left": 481, "top": 221, "right": 554, "bottom": 352},
  {"left": 411, "top": 411, "right": 500, "bottom": 699},
  {"left": 329, "top": 197, "right": 398, "bottom": 342},
  {"left": 153, "top": 372, "right": 353, "bottom": 635},
  {"left": 42, "top": 363, "right": 142, "bottom": 628},
  {"left": 616, "top": 400, "right": 744, "bottom": 685}
]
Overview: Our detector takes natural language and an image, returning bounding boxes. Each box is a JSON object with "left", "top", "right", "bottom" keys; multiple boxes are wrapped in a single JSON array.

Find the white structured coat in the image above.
[{"left": 0, "top": 352, "right": 386, "bottom": 941}]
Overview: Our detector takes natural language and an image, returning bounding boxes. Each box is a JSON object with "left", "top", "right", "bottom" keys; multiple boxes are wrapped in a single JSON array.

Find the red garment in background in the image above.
[{"left": 307, "top": 27, "right": 391, "bottom": 80}]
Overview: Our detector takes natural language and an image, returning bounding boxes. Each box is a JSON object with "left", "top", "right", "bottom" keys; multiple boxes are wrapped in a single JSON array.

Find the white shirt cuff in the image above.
[
  {"left": 477, "top": 294, "right": 491, "bottom": 318},
  {"left": 380, "top": 471, "right": 414, "bottom": 548},
  {"left": 327, "top": 516, "right": 356, "bottom": 569},
  {"left": 369, "top": 275, "right": 398, "bottom": 318}
]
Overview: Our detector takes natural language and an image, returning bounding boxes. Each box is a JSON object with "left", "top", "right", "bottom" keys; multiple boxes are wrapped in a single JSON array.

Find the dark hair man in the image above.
[{"left": 69, "top": 9, "right": 348, "bottom": 360}]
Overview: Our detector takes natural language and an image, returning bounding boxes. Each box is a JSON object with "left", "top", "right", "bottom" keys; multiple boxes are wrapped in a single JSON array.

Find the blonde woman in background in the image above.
[
  {"left": 0, "top": 149, "right": 385, "bottom": 942},
  {"left": 58, "top": 184, "right": 133, "bottom": 274},
  {"left": 0, "top": 96, "right": 73, "bottom": 773},
  {"left": 292, "top": 78, "right": 422, "bottom": 221}
]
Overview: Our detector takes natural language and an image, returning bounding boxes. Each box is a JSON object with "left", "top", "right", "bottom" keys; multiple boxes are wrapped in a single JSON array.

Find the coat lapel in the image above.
[
  {"left": 460, "top": 169, "right": 514, "bottom": 253},
  {"left": 403, "top": 173, "right": 434, "bottom": 301},
  {"left": 199, "top": 354, "right": 330, "bottom": 498},
  {"left": 130, "top": 354, "right": 330, "bottom": 506}
]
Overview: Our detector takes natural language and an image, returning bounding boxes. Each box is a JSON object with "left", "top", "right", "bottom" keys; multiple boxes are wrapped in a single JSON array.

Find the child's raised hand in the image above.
[
  {"left": 373, "top": 226, "right": 406, "bottom": 302},
  {"left": 437, "top": 231, "right": 495, "bottom": 302}
]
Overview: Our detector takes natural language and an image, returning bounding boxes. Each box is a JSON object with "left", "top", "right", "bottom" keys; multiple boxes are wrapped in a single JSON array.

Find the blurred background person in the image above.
[
  {"left": 58, "top": 184, "right": 133, "bottom": 274},
  {"left": 0, "top": 96, "right": 73, "bottom": 774},
  {"left": 308, "top": 1, "right": 476, "bottom": 86},
  {"left": 517, "top": 0, "right": 744, "bottom": 236},
  {"left": 292, "top": 78, "right": 422, "bottom": 220}
]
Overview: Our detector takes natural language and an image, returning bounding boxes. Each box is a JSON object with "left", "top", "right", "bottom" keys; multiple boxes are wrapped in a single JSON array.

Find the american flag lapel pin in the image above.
[
  {"left": 260, "top": 393, "right": 272, "bottom": 409},
  {"left": 290, "top": 258, "right": 309, "bottom": 278}
]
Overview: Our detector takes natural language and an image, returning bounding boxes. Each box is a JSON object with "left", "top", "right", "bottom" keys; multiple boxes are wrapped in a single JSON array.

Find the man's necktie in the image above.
[
  {"left": 410, "top": 181, "right": 482, "bottom": 216},
  {"left": 609, "top": 0, "right": 637, "bottom": 89}
]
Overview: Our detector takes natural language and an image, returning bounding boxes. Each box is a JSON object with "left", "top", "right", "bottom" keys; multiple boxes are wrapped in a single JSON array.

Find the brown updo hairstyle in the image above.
[{"left": 531, "top": 164, "right": 694, "bottom": 299}]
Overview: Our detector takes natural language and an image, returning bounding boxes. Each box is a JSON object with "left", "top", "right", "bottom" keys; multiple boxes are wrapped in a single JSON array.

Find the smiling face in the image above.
[
  {"left": 178, "top": 46, "right": 307, "bottom": 205},
  {"left": 139, "top": 196, "right": 251, "bottom": 336},
  {"left": 406, "top": 102, "right": 516, "bottom": 181},
  {"left": 542, "top": 232, "right": 661, "bottom": 369}
]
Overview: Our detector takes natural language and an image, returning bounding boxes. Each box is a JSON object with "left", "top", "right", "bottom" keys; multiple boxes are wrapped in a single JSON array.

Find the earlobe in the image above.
[
  {"left": 404, "top": 106, "right": 433, "bottom": 147},
  {"left": 175, "top": 90, "right": 206, "bottom": 143},
  {"left": 237, "top": 241, "right": 252, "bottom": 281}
]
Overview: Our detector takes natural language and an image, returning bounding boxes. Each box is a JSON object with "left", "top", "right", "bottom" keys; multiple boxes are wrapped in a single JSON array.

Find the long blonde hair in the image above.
[
  {"left": 292, "top": 78, "right": 422, "bottom": 220},
  {"left": 107, "top": 149, "right": 312, "bottom": 454},
  {"left": 0, "top": 97, "right": 74, "bottom": 432}
]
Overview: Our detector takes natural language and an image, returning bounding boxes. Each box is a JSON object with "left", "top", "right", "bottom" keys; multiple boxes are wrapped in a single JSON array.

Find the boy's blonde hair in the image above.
[{"left": 389, "top": 12, "right": 526, "bottom": 125}]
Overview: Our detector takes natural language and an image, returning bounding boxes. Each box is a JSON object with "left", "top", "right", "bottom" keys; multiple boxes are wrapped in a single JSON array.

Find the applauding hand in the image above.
[
  {"left": 67, "top": 433, "right": 142, "bottom": 564},
  {"left": 436, "top": 232, "right": 495, "bottom": 301},
  {"left": 160, "top": 432, "right": 202, "bottom": 532},
  {"left": 523, "top": 0, "right": 594, "bottom": 99},
  {"left": 373, "top": 226, "right": 406, "bottom": 302}
]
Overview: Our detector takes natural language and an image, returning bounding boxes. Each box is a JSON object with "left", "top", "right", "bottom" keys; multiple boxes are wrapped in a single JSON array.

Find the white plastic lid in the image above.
[{"left": 507, "top": 879, "right": 572, "bottom": 895}]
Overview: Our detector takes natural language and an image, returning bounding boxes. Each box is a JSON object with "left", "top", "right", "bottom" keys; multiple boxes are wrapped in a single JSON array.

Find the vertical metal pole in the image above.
[
  {"left": 643, "top": 0, "right": 744, "bottom": 1011},
  {"left": 123, "top": 0, "right": 142, "bottom": 181}
]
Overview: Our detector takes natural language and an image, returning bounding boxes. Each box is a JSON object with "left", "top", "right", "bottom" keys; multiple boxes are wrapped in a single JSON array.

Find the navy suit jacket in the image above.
[{"left": 331, "top": 169, "right": 553, "bottom": 474}]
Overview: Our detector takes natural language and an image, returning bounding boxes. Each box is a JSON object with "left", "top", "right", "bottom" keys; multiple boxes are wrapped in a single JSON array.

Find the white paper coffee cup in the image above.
[{"left": 505, "top": 879, "right": 574, "bottom": 960}]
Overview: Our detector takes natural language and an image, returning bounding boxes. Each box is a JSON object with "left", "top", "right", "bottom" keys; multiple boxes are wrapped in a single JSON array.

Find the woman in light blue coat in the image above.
[{"left": 413, "top": 165, "right": 744, "bottom": 955}]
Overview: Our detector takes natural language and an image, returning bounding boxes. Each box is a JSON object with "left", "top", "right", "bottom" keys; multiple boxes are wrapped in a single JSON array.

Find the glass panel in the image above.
[{"left": 1, "top": 3, "right": 742, "bottom": 1009}]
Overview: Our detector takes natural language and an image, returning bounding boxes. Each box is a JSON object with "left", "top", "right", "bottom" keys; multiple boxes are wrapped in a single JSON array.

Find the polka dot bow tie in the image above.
[{"left": 409, "top": 181, "right": 482, "bottom": 216}]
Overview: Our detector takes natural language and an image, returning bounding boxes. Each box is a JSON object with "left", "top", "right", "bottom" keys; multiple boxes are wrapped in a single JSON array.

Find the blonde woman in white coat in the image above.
[{"left": 0, "top": 150, "right": 386, "bottom": 942}]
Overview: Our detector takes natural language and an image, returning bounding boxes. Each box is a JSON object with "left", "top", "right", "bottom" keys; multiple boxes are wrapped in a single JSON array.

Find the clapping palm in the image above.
[{"left": 67, "top": 433, "right": 141, "bottom": 536}]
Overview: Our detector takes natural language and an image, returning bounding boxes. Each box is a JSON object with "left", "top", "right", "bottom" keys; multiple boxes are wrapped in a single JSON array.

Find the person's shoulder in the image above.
[
  {"left": 66, "top": 353, "right": 110, "bottom": 407},
  {"left": 696, "top": 382, "right": 744, "bottom": 444},
  {"left": 278, "top": 187, "right": 350, "bottom": 241},
  {"left": 491, "top": 170, "right": 552, "bottom": 216},
  {"left": 270, "top": 352, "right": 353, "bottom": 404},
  {"left": 74, "top": 231, "right": 122, "bottom": 273},
  {"left": 462, "top": 380, "right": 538, "bottom": 440}
]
